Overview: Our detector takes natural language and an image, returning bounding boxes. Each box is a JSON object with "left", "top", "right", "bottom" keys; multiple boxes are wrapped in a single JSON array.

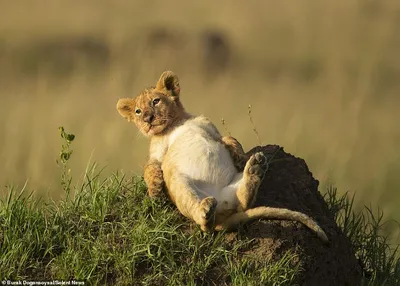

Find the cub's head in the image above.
[{"left": 117, "top": 71, "right": 185, "bottom": 137}]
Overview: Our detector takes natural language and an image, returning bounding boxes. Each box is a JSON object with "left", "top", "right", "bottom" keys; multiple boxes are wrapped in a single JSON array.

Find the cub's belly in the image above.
[{"left": 163, "top": 129, "right": 237, "bottom": 189}]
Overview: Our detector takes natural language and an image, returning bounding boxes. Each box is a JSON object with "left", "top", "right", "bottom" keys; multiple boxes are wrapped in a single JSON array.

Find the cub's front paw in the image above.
[
  {"left": 221, "top": 136, "right": 248, "bottom": 171},
  {"left": 144, "top": 161, "right": 165, "bottom": 198},
  {"left": 147, "top": 184, "right": 165, "bottom": 198}
]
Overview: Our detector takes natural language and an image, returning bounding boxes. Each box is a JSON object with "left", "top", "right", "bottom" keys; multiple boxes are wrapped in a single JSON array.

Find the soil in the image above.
[{"left": 224, "top": 145, "right": 362, "bottom": 286}]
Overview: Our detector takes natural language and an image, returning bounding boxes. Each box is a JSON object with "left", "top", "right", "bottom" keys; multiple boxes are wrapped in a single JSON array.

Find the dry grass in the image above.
[{"left": 0, "top": 0, "right": 399, "bottom": 241}]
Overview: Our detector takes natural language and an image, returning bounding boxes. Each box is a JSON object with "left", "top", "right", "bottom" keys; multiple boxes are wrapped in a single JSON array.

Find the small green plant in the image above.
[{"left": 56, "top": 126, "right": 75, "bottom": 196}]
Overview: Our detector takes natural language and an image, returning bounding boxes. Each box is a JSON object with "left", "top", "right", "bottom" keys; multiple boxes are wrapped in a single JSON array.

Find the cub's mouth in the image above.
[{"left": 144, "top": 120, "right": 168, "bottom": 135}]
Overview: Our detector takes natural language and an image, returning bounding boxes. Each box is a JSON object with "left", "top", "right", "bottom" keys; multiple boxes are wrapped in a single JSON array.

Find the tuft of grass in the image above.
[
  {"left": 324, "top": 186, "right": 400, "bottom": 286},
  {"left": 227, "top": 250, "right": 301, "bottom": 286}
]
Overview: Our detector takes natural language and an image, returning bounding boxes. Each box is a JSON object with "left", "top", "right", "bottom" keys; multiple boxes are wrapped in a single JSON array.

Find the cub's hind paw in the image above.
[
  {"left": 199, "top": 197, "right": 218, "bottom": 232},
  {"left": 246, "top": 152, "right": 268, "bottom": 178}
]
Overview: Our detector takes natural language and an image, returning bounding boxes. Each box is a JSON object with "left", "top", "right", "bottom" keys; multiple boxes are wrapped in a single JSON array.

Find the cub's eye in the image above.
[
  {"left": 135, "top": 108, "right": 141, "bottom": 115},
  {"left": 152, "top": 98, "right": 161, "bottom": 105}
]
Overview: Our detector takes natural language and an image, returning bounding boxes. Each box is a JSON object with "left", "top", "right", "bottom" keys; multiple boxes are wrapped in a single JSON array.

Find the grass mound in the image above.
[{"left": 0, "top": 169, "right": 399, "bottom": 285}]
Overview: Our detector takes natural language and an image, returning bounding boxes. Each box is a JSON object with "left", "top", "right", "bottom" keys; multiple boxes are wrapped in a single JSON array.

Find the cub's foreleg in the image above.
[
  {"left": 221, "top": 136, "right": 249, "bottom": 172},
  {"left": 144, "top": 160, "right": 165, "bottom": 198}
]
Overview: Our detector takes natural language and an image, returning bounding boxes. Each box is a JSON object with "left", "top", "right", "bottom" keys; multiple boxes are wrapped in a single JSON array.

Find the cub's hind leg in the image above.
[
  {"left": 167, "top": 174, "right": 218, "bottom": 232},
  {"left": 198, "top": 196, "right": 218, "bottom": 232},
  {"left": 236, "top": 152, "right": 268, "bottom": 211}
]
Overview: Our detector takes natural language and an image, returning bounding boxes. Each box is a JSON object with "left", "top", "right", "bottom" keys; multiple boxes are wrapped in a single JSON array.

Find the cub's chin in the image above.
[{"left": 141, "top": 123, "right": 168, "bottom": 137}]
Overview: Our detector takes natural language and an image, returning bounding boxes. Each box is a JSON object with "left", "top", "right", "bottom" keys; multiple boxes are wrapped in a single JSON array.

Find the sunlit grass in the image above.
[
  {"left": 0, "top": 169, "right": 303, "bottom": 285},
  {"left": 325, "top": 186, "right": 400, "bottom": 285}
]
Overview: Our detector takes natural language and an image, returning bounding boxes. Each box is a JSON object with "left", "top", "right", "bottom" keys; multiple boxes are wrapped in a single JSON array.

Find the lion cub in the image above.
[{"left": 117, "top": 71, "right": 328, "bottom": 243}]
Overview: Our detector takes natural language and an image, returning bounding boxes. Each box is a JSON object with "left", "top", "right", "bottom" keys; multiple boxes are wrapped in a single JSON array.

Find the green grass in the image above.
[
  {"left": 0, "top": 169, "right": 302, "bottom": 285},
  {"left": 324, "top": 187, "right": 400, "bottom": 286},
  {"left": 0, "top": 170, "right": 399, "bottom": 285}
]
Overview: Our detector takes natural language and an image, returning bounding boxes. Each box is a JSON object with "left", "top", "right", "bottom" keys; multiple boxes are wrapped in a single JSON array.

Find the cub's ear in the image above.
[
  {"left": 155, "top": 71, "right": 180, "bottom": 97},
  {"left": 116, "top": 98, "right": 135, "bottom": 122}
]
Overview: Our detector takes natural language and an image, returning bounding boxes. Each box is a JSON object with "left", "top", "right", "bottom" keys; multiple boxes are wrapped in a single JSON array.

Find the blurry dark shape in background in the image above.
[
  {"left": 201, "top": 30, "right": 231, "bottom": 77},
  {"left": 145, "top": 27, "right": 185, "bottom": 57}
]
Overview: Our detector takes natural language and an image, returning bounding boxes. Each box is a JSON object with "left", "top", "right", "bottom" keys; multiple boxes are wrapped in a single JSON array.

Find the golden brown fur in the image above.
[{"left": 117, "top": 71, "right": 328, "bottom": 243}]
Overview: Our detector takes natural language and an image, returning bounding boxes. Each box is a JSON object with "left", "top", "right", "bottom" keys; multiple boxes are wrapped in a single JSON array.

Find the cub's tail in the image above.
[{"left": 215, "top": 206, "right": 329, "bottom": 244}]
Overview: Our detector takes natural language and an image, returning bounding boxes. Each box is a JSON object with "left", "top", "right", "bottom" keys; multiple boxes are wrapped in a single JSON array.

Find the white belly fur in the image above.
[{"left": 162, "top": 117, "right": 237, "bottom": 199}]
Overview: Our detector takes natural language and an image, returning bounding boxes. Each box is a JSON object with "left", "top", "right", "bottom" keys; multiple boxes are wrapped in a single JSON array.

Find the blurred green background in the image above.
[{"left": 0, "top": 1, "right": 399, "bottom": 240}]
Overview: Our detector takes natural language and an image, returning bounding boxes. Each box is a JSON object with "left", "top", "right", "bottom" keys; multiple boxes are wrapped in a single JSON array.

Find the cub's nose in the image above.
[{"left": 143, "top": 113, "right": 155, "bottom": 123}]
